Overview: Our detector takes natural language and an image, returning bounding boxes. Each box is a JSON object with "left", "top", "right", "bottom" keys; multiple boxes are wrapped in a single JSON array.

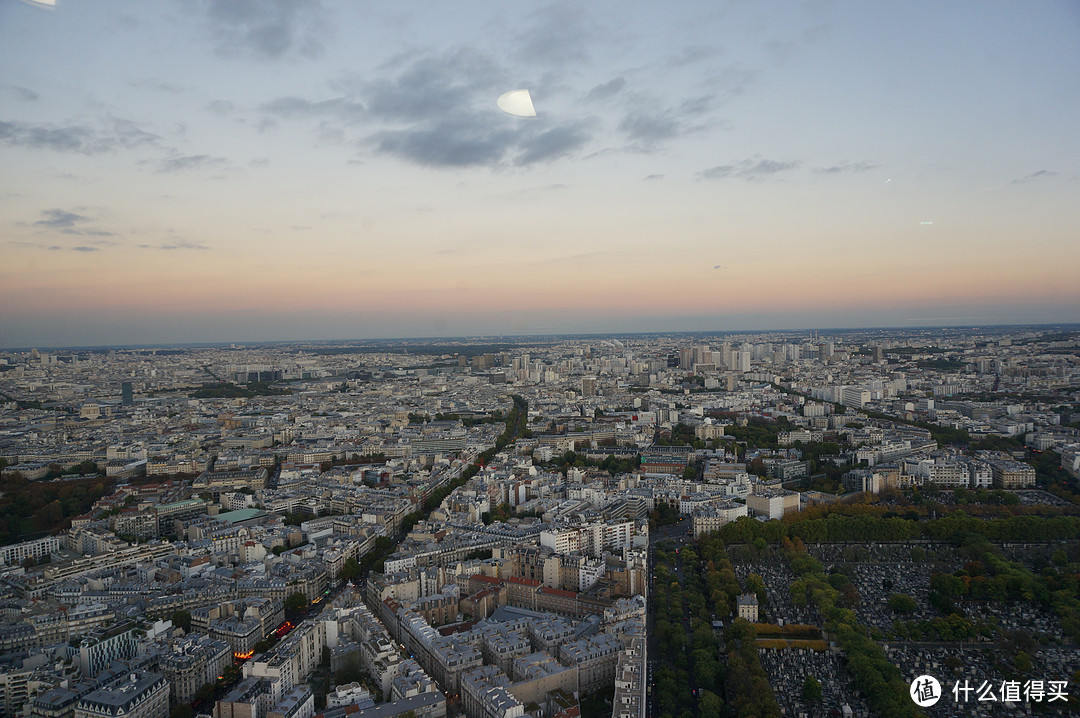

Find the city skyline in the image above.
[{"left": 2, "top": 0, "right": 1078, "bottom": 347}]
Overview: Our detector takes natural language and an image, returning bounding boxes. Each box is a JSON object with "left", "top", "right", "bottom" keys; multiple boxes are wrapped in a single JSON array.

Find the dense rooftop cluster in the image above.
[{"left": 0, "top": 326, "right": 1078, "bottom": 718}]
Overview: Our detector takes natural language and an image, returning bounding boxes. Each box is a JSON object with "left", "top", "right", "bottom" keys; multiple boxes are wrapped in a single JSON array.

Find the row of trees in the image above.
[
  {"left": 541, "top": 450, "right": 642, "bottom": 477},
  {"left": 650, "top": 537, "right": 782, "bottom": 718},
  {"left": 717, "top": 511, "right": 1080, "bottom": 546},
  {"left": 651, "top": 543, "right": 724, "bottom": 718},
  {"left": 423, "top": 397, "right": 527, "bottom": 518}
]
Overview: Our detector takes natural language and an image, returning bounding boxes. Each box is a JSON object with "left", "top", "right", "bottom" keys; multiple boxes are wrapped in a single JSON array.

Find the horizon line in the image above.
[{"left": 4, "top": 321, "right": 1078, "bottom": 353}]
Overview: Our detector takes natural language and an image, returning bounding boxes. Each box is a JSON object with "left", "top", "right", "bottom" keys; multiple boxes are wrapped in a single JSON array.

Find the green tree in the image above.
[
  {"left": 887, "top": 593, "right": 917, "bottom": 613},
  {"left": 745, "top": 573, "right": 767, "bottom": 605},
  {"left": 803, "top": 675, "right": 823, "bottom": 702},
  {"left": 170, "top": 705, "right": 193, "bottom": 718},
  {"left": 1013, "top": 651, "right": 1032, "bottom": 673},
  {"left": 339, "top": 557, "right": 360, "bottom": 582},
  {"left": 285, "top": 592, "right": 308, "bottom": 614},
  {"left": 193, "top": 683, "right": 215, "bottom": 702},
  {"left": 171, "top": 610, "right": 192, "bottom": 632},
  {"left": 699, "top": 689, "right": 723, "bottom": 717}
]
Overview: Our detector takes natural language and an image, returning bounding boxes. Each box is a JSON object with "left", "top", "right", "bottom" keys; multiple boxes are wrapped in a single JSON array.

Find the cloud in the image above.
[
  {"left": 29, "top": 209, "right": 116, "bottom": 238},
  {"left": 0, "top": 117, "right": 158, "bottom": 155},
  {"left": 3, "top": 86, "right": 40, "bottom": 101},
  {"left": 666, "top": 45, "right": 721, "bottom": 68},
  {"left": 712, "top": 264, "right": 726, "bottom": 270},
  {"left": 1012, "top": 170, "right": 1058, "bottom": 184},
  {"left": 816, "top": 160, "right": 879, "bottom": 174},
  {"left": 644, "top": 174, "right": 665, "bottom": 181},
  {"left": 361, "top": 48, "right": 501, "bottom": 121},
  {"left": 618, "top": 111, "right": 679, "bottom": 146},
  {"left": 137, "top": 241, "right": 211, "bottom": 250},
  {"left": 10, "top": 240, "right": 101, "bottom": 253},
  {"left": 206, "top": 100, "right": 236, "bottom": 116},
  {"left": 35, "top": 209, "right": 88, "bottom": 229},
  {"left": 129, "top": 79, "right": 187, "bottom": 93},
  {"left": 700, "top": 157, "right": 801, "bottom": 181},
  {"left": 260, "top": 95, "right": 365, "bottom": 123},
  {"left": 372, "top": 121, "right": 514, "bottom": 168},
  {"left": 514, "top": 124, "right": 591, "bottom": 165},
  {"left": 195, "top": 0, "right": 330, "bottom": 61},
  {"left": 155, "top": 154, "right": 229, "bottom": 173},
  {"left": 514, "top": 3, "right": 596, "bottom": 68},
  {"left": 585, "top": 77, "right": 626, "bottom": 102},
  {"left": 701, "top": 64, "right": 758, "bottom": 104},
  {"left": 265, "top": 47, "right": 595, "bottom": 169},
  {"left": 616, "top": 94, "right": 717, "bottom": 151}
]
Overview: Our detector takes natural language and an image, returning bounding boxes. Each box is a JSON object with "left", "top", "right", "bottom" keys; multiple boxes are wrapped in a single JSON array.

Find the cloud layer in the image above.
[{"left": 195, "top": 0, "right": 330, "bottom": 61}]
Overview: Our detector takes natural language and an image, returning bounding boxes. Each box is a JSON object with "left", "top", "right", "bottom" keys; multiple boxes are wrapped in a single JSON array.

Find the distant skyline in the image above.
[
  {"left": 7, "top": 321, "right": 1080, "bottom": 354},
  {"left": 2, "top": 1, "right": 1078, "bottom": 347}
]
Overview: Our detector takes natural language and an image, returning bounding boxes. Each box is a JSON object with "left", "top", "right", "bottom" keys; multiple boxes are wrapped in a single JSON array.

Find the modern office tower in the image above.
[{"left": 121, "top": 381, "right": 133, "bottom": 406}]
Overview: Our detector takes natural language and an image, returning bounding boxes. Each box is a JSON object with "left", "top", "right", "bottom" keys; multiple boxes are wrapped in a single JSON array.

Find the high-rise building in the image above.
[{"left": 121, "top": 382, "right": 133, "bottom": 406}]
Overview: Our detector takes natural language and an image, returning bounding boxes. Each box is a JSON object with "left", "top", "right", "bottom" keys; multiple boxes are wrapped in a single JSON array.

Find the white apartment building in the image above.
[{"left": 0, "top": 536, "right": 60, "bottom": 567}]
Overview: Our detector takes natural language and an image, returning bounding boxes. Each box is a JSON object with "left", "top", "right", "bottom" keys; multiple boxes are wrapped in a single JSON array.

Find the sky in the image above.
[{"left": 1, "top": 0, "right": 1078, "bottom": 348}]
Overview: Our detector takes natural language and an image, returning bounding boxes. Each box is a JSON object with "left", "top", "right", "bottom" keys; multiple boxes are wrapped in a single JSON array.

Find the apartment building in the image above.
[{"left": 74, "top": 672, "right": 169, "bottom": 718}]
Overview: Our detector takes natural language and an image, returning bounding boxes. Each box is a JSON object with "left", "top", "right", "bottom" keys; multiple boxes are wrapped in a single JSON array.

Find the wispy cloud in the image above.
[
  {"left": 0, "top": 117, "right": 158, "bottom": 155},
  {"left": 816, "top": 160, "right": 879, "bottom": 174},
  {"left": 666, "top": 45, "right": 721, "bottom": 68},
  {"left": 206, "top": 100, "right": 236, "bottom": 116},
  {"left": 34, "top": 209, "right": 88, "bottom": 229},
  {"left": 137, "top": 241, "right": 211, "bottom": 250},
  {"left": 618, "top": 110, "right": 680, "bottom": 147},
  {"left": 29, "top": 209, "right": 115, "bottom": 237},
  {"left": 700, "top": 157, "right": 801, "bottom": 181},
  {"left": 514, "top": 3, "right": 597, "bottom": 68},
  {"left": 260, "top": 96, "right": 366, "bottom": 123},
  {"left": 1012, "top": 169, "right": 1058, "bottom": 184},
  {"left": 585, "top": 77, "right": 626, "bottom": 103},
  {"left": 10, "top": 240, "right": 101, "bottom": 253},
  {"left": 193, "top": 0, "right": 331, "bottom": 61},
  {"left": 129, "top": 78, "right": 187, "bottom": 93},
  {"left": 3, "top": 86, "right": 40, "bottom": 101},
  {"left": 616, "top": 92, "right": 718, "bottom": 151},
  {"left": 514, "top": 124, "right": 591, "bottom": 166},
  {"left": 154, "top": 154, "right": 229, "bottom": 173}
]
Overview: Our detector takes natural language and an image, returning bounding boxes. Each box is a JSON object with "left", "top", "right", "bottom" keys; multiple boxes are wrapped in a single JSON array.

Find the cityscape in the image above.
[
  {"left": 0, "top": 327, "right": 1078, "bottom": 718},
  {"left": 3, "top": 1, "right": 1080, "bottom": 717}
]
